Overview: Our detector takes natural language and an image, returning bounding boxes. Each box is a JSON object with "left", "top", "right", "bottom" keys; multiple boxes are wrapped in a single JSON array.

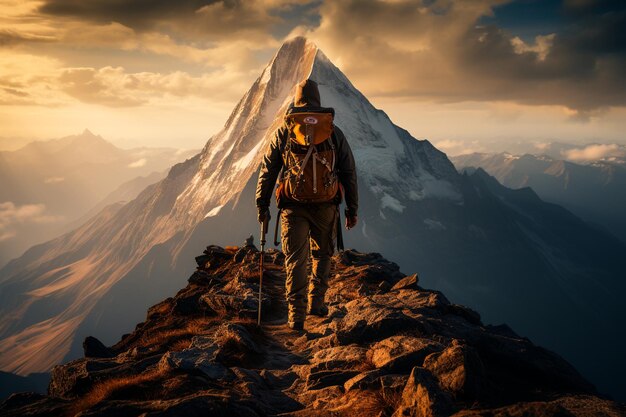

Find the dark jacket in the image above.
[{"left": 255, "top": 121, "right": 358, "bottom": 217}]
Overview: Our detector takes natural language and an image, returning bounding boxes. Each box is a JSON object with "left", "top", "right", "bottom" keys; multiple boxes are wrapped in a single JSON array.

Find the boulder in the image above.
[
  {"left": 158, "top": 347, "right": 232, "bottom": 382},
  {"left": 343, "top": 369, "right": 385, "bottom": 391},
  {"left": 312, "top": 345, "right": 368, "bottom": 365},
  {"left": 305, "top": 370, "right": 361, "bottom": 391},
  {"left": 394, "top": 367, "right": 454, "bottom": 417},
  {"left": 423, "top": 340, "right": 485, "bottom": 400},
  {"left": 48, "top": 355, "right": 161, "bottom": 399},
  {"left": 335, "top": 298, "right": 420, "bottom": 345},
  {"left": 172, "top": 293, "right": 202, "bottom": 315},
  {"left": 391, "top": 274, "right": 419, "bottom": 291},
  {"left": 367, "top": 336, "right": 443, "bottom": 373},
  {"left": 83, "top": 336, "right": 115, "bottom": 358},
  {"left": 445, "top": 304, "right": 482, "bottom": 326},
  {"left": 336, "top": 250, "right": 386, "bottom": 267},
  {"left": 214, "top": 323, "right": 262, "bottom": 366},
  {"left": 0, "top": 393, "right": 67, "bottom": 417}
]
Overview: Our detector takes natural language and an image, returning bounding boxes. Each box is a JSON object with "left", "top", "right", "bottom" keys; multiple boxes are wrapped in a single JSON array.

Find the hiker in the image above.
[{"left": 255, "top": 79, "right": 358, "bottom": 331}]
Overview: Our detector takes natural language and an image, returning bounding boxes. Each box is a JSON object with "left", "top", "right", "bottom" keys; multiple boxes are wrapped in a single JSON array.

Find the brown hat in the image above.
[{"left": 294, "top": 79, "right": 321, "bottom": 107}]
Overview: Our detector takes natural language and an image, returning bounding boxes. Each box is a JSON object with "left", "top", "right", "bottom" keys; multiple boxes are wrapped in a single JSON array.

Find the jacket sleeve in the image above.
[
  {"left": 255, "top": 127, "right": 285, "bottom": 208},
  {"left": 334, "top": 126, "right": 358, "bottom": 217}
]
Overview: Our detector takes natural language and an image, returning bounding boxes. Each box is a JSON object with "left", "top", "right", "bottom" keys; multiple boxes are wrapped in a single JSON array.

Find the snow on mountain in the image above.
[
  {"left": 1, "top": 37, "right": 625, "bottom": 400},
  {"left": 311, "top": 51, "right": 461, "bottom": 208}
]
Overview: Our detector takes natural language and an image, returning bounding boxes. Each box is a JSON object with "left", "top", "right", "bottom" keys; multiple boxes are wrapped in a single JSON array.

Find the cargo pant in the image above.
[{"left": 281, "top": 203, "right": 337, "bottom": 323}]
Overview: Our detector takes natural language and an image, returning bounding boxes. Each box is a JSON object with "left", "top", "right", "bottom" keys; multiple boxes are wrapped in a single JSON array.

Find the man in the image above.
[{"left": 256, "top": 79, "right": 358, "bottom": 331}]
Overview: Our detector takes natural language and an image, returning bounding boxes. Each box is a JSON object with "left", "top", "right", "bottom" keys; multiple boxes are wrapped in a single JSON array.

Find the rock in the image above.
[
  {"left": 297, "top": 385, "right": 345, "bottom": 412},
  {"left": 146, "top": 298, "right": 174, "bottom": 320},
  {"left": 391, "top": 273, "right": 419, "bottom": 291},
  {"left": 337, "top": 249, "right": 384, "bottom": 266},
  {"left": 367, "top": 336, "right": 443, "bottom": 373},
  {"left": 194, "top": 254, "right": 212, "bottom": 268},
  {"left": 234, "top": 245, "right": 257, "bottom": 263},
  {"left": 201, "top": 290, "right": 266, "bottom": 318},
  {"left": 394, "top": 367, "right": 454, "bottom": 417},
  {"left": 84, "top": 393, "right": 262, "bottom": 417},
  {"left": 484, "top": 323, "right": 519, "bottom": 338},
  {"left": 453, "top": 395, "right": 626, "bottom": 417},
  {"left": 230, "top": 366, "right": 302, "bottom": 414},
  {"left": 343, "top": 369, "right": 385, "bottom": 391},
  {"left": 0, "top": 392, "right": 67, "bottom": 417},
  {"left": 187, "top": 269, "right": 213, "bottom": 284},
  {"left": 216, "top": 324, "right": 261, "bottom": 353},
  {"left": 48, "top": 354, "right": 161, "bottom": 399},
  {"left": 305, "top": 370, "right": 361, "bottom": 391},
  {"left": 312, "top": 345, "right": 368, "bottom": 365},
  {"left": 423, "top": 340, "right": 485, "bottom": 400},
  {"left": 445, "top": 304, "right": 482, "bottom": 326},
  {"left": 5, "top": 246, "right": 622, "bottom": 417},
  {"left": 172, "top": 293, "right": 201, "bottom": 315},
  {"left": 158, "top": 348, "right": 232, "bottom": 381},
  {"left": 271, "top": 250, "right": 285, "bottom": 264},
  {"left": 214, "top": 323, "right": 262, "bottom": 366},
  {"left": 83, "top": 336, "right": 115, "bottom": 358},
  {"left": 335, "top": 298, "right": 420, "bottom": 345},
  {"left": 380, "top": 374, "right": 409, "bottom": 392}
]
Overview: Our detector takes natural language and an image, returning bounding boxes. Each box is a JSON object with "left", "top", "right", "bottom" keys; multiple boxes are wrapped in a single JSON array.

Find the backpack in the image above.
[{"left": 276, "top": 107, "right": 339, "bottom": 205}]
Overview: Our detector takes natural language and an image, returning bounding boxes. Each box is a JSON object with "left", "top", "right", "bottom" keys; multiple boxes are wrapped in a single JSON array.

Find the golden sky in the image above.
[{"left": 1, "top": 0, "right": 624, "bottom": 153}]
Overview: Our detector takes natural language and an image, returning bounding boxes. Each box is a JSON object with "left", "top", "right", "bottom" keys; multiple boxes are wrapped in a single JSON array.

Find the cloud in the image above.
[
  {"left": 0, "top": 51, "right": 67, "bottom": 106},
  {"left": 2, "top": 0, "right": 625, "bottom": 120},
  {"left": 0, "top": 230, "right": 17, "bottom": 242},
  {"left": 128, "top": 158, "right": 147, "bottom": 168},
  {"left": 58, "top": 67, "right": 147, "bottom": 107},
  {"left": 562, "top": 144, "right": 626, "bottom": 162},
  {"left": 433, "top": 139, "right": 481, "bottom": 156},
  {"left": 44, "top": 176, "right": 65, "bottom": 184},
  {"left": 56, "top": 64, "right": 258, "bottom": 106},
  {"left": 0, "top": 202, "right": 61, "bottom": 224},
  {"left": 0, "top": 29, "right": 56, "bottom": 46},
  {"left": 510, "top": 34, "right": 556, "bottom": 61},
  {"left": 0, "top": 201, "right": 64, "bottom": 240},
  {"left": 38, "top": 0, "right": 309, "bottom": 44},
  {"left": 0, "top": 51, "right": 261, "bottom": 108},
  {"left": 300, "top": 0, "right": 626, "bottom": 113}
]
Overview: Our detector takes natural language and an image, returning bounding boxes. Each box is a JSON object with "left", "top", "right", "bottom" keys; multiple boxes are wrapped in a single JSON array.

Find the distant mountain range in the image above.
[
  {"left": 451, "top": 151, "right": 626, "bottom": 242},
  {"left": 0, "top": 130, "right": 196, "bottom": 266},
  {"left": 0, "top": 37, "right": 624, "bottom": 401}
]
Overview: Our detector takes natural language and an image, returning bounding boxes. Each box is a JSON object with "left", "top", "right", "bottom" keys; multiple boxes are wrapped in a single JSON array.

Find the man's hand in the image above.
[
  {"left": 345, "top": 215, "right": 357, "bottom": 230},
  {"left": 257, "top": 206, "right": 270, "bottom": 224}
]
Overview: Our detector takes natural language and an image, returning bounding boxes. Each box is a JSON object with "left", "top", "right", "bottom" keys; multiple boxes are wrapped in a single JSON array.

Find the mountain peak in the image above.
[{"left": 279, "top": 35, "right": 317, "bottom": 52}]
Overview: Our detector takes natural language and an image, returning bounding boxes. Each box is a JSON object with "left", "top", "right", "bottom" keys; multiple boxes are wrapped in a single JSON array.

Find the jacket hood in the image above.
[{"left": 294, "top": 79, "right": 321, "bottom": 107}]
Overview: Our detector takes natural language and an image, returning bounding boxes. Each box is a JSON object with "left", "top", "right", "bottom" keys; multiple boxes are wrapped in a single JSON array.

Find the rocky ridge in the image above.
[{"left": 2, "top": 244, "right": 624, "bottom": 417}]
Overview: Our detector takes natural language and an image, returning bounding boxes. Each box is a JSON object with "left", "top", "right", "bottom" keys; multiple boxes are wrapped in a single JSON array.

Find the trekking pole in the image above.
[{"left": 258, "top": 215, "right": 269, "bottom": 326}]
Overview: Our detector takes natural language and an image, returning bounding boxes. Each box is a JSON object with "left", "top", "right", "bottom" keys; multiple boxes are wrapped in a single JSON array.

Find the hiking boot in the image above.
[
  {"left": 307, "top": 305, "right": 328, "bottom": 317},
  {"left": 288, "top": 321, "right": 304, "bottom": 331}
]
